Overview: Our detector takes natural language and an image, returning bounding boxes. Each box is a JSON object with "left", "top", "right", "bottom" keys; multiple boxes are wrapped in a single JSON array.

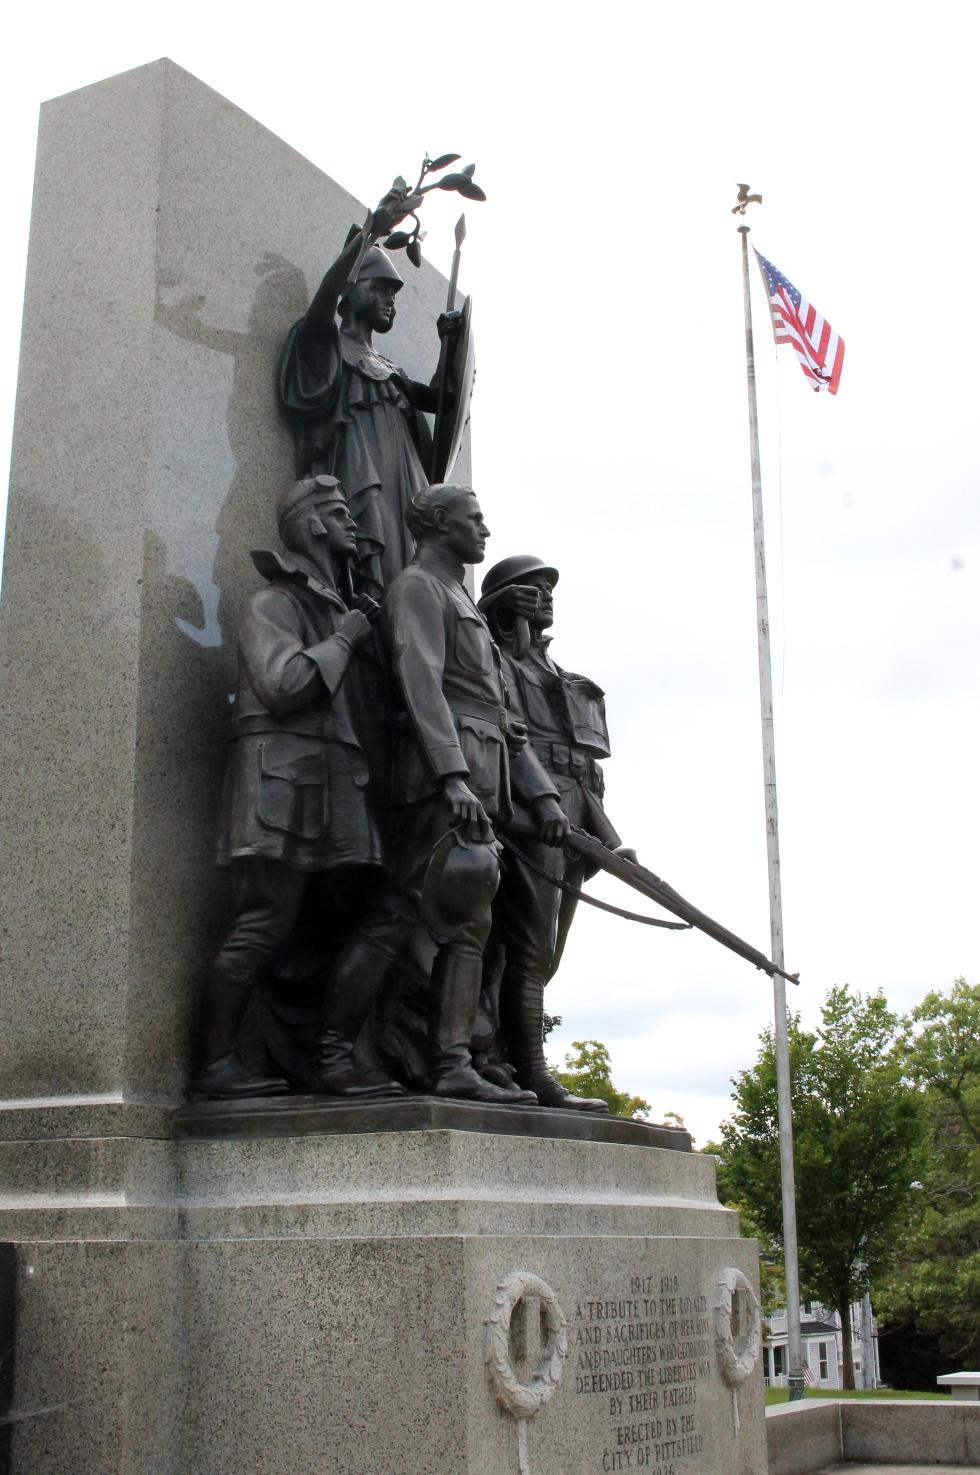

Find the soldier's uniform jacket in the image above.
[
  {"left": 499, "top": 638, "right": 622, "bottom": 852},
  {"left": 217, "top": 548, "right": 384, "bottom": 873},
  {"left": 382, "top": 562, "right": 556, "bottom": 819}
]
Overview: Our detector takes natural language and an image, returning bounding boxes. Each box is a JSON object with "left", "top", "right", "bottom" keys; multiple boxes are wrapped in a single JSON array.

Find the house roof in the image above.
[{"left": 766, "top": 1319, "right": 839, "bottom": 1342}]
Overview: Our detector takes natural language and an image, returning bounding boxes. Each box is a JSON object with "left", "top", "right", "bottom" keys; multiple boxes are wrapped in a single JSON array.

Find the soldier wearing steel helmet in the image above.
[
  {"left": 478, "top": 554, "right": 635, "bottom": 1112},
  {"left": 193, "top": 474, "right": 400, "bottom": 1100},
  {"left": 279, "top": 187, "right": 461, "bottom": 598}
]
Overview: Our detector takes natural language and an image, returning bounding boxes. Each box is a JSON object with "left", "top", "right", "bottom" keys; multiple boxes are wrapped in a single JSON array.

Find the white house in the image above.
[{"left": 764, "top": 1297, "right": 880, "bottom": 1390}]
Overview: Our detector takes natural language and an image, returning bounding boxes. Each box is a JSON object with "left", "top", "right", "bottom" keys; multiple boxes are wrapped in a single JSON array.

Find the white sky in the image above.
[{"left": 1, "top": 3, "right": 977, "bottom": 1144}]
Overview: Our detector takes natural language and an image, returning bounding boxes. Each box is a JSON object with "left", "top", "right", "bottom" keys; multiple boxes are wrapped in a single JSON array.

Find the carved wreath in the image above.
[
  {"left": 713, "top": 1267, "right": 762, "bottom": 1387},
  {"left": 485, "top": 1270, "right": 569, "bottom": 1419}
]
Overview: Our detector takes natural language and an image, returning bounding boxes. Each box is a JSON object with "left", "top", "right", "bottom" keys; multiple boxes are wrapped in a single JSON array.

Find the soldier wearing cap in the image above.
[
  {"left": 193, "top": 474, "right": 399, "bottom": 1099},
  {"left": 323, "top": 485, "right": 569, "bottom": 1105},
  {"left": 478, "top": 555, "right": 633, "bottom": 1112},
  {"left": 279, "top": 187, "right": 459, "bottom": 597}
]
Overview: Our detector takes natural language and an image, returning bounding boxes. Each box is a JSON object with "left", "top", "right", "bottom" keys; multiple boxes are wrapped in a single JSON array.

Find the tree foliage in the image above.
[
  {"left": 551, "top": 1039, "right": 651, "bottom": 1119},
  {"left": 717, "top": 985, "right": 922, "bottom": 1387},
  {"left": 876, "top": 979, "right": 980, "bottom": 1366}
]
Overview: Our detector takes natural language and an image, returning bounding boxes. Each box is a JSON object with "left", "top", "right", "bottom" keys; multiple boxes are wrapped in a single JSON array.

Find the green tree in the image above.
[
  {"left": 718, "top": 985, "right": 922, "bottom": 1387},
  {"left": 551, "top": 1040, "right": 650, "bottom": 1119},
  {"left": 876, "top": 979, "right": 980, "bottom": 1366}
]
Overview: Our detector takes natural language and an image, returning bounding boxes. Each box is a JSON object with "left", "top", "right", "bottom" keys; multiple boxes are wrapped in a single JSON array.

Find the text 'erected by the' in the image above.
[{"left": 573, "top": 1272, "right": 712, "bottom": 1473}]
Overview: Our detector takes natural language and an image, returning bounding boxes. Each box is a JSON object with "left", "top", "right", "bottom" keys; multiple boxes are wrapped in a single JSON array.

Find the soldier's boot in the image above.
[
  {"left": 474, "top": 1057, "right": 520, "bottom": 1089},
  {"left": 429, "top": 947, "right": 538, "bottom": 1106},
  {"left": 191, "top": 973, "right": 291, "bottom": 1099},
  {"left": 503, "top": 974, "right": 609, "bottom": 1113},
  {"left": 315, "top": 939, "right": 407, "bottom": 1099}
]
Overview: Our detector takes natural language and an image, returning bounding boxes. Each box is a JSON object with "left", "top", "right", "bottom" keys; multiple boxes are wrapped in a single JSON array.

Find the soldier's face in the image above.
[
  {"left": 313, "top": 500, "right": 358, "bottom": 558},
  {"left": 348, "top": 278, "right": 399, "bottom": 333},
  {"left": 440, "top": 491, "right": 490, "bottom": 564},
  {"left": 525, "top": 573, "right": 555, "bottom": 630}
]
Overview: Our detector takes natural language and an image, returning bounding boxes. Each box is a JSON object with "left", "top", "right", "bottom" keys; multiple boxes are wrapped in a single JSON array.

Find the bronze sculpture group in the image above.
[{"left": 192, "top": 179, "right": 633, "bottom": 1112}]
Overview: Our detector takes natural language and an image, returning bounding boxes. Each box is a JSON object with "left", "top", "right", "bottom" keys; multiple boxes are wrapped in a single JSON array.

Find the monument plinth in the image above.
[{"left": 0, "top": 61, "right": 768, "bottom": 1475}]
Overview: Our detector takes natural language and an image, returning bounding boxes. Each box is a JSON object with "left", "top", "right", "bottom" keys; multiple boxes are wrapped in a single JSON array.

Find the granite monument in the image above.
[{"left": 0, "top": 59, "right": 772, "bottom": 1475}]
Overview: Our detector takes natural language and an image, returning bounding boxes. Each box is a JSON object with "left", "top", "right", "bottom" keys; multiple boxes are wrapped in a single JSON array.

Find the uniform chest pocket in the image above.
[
  {"left": 257, "top": 740, "right": 326, "bottom": 839},
  {"left": 454, "top": 608, "right": 493, "bottom": 674}
]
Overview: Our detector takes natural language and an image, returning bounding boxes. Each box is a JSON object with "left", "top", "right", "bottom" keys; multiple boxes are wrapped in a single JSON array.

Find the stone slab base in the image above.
[
  {"left": 825, "top": 1467, "right": 980, "bottom": 1474},
  {"left": 1, "top": 1127, "right": 766, "bottom": 1475},
  {"left": 767, "top": 1398, "right": 980, "bottom": 1473},
  {"left": 175, "top": 1093, "right": 694, "bottom": 1148}
]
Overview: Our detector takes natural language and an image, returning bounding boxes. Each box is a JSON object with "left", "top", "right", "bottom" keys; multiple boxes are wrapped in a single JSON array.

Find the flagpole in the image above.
[{"left": 737, "top": 212, "right": 805, "bottom": 1400}]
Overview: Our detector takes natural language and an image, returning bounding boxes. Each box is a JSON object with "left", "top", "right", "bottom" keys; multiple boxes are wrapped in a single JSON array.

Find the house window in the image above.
[
  {"left": 818, "top": 1342, "right": 829, "bottom": 1380},
  {"left": 763, "top": 1347, "right": 771, "bottom": 1380},
  {"left": 773, "top": 1345, "right": 785, "bottom": 1377}
]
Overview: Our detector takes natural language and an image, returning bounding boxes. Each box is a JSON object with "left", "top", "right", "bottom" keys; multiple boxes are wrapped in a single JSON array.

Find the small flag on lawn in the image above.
[
  {"left": 802, "top": 1363, "right": 815, "bottom": 1386},
  {"left": 753, "top": 247, "right": 845, "bottom": 395}
]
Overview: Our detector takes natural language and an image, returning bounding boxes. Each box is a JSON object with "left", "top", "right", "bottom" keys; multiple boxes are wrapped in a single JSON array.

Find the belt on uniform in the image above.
[
  {"left": 231, "top": 713, "right": 326, "bottom": 738},
  {"left": 448, "top": 697, "right": 510, "bottom": 731},
  {"left": 531, "top": 739, "right": 601, "bottom": 785}
]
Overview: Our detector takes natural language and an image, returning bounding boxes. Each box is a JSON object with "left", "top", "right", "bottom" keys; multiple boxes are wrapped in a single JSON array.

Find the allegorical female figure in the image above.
[{"left": 279, "top": 190, "right": 456, "bottom": 597}]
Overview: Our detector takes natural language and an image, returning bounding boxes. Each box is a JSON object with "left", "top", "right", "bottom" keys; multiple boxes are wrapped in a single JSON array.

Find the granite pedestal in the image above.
[{"left": 1, "top": 1105, "right": 767, "bottom": 1475}]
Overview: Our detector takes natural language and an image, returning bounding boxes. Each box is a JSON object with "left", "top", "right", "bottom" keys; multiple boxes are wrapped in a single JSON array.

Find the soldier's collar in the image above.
[
  {"left": 414, "top": 545, "right": 467, "bottom": 589},
  {"left": 251, "top": 547, "right": 349, "bottom": 607}
]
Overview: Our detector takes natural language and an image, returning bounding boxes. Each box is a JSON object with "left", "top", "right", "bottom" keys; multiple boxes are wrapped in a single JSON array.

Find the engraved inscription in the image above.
[{"left": 573, "top": 1273, "right": 712, "bottom": 1472}]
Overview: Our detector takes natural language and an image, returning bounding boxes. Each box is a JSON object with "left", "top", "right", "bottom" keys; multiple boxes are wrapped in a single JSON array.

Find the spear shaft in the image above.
[{"left": 431, "top": 215, "right": 466, "bottom": 480}]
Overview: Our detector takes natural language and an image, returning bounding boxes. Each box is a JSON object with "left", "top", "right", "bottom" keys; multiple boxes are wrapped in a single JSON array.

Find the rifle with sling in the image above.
[{"left": 502, "top": 825, "right": 799, "bottom": 985}]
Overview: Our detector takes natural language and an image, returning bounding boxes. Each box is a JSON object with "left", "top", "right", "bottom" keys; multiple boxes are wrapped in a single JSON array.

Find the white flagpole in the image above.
[{"left": 736, "top": 209, "right": 805, "bottom": 1399}]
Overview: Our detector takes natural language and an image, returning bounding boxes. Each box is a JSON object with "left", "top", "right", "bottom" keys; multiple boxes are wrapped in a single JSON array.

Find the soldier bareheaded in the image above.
[{"left": 325, "top": 484, "right": 570, "bottom": 1105}]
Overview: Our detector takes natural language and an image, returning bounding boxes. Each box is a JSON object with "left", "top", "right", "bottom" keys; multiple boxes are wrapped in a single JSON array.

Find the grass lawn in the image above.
[{"left": 764, "top": 1386, "right": 947, "bottom": 1406}]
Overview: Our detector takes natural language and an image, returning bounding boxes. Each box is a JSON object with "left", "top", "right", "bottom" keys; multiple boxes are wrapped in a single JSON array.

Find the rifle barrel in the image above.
[{"left": 566, "top": 828, "right": 799, "bottom": 985}]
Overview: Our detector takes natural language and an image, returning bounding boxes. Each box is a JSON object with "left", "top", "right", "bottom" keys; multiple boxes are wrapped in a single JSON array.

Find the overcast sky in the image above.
[{"left": 2, "top": 2, "right": 977, "bottom": 1144}]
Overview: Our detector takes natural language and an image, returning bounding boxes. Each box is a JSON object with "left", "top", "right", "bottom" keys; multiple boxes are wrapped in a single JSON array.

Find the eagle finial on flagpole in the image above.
[{"left": 732, "top": 182, "right": 763, "bottom": 217}]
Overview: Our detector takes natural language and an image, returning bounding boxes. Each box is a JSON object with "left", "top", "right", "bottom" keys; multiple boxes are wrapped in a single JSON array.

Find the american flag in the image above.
[
  {"left": 753, "top": 247, "right": 845, "bottom": 395},
  {"left": 802, "top": 1363, "right": 815, "bottom": 1386}
]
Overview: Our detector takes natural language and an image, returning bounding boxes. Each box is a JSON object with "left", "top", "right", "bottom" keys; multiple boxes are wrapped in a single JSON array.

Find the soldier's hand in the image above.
[
  {"left": 354, "top": 593, "right": 382, "bottom": 625},
  {"left": 337, "top": 609, "right": 373, "bottom": 649},
  {"left": 437, "top": 309, "right": 464, "bottom": 341},
  {"left": 614, "top": 845, "right": 638, "bottom": 865},
  {"left": 506, "top": 718, "right": 528, "bottom": 757},
  {"left": 532, "top": 795, "right": 571, "bottom": 847},
  {"left": 443, "top": 777, "right": 492, "bottom": 842},
  {"left": 497, "top": 584, "right": 541, "bottom": 622}
]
